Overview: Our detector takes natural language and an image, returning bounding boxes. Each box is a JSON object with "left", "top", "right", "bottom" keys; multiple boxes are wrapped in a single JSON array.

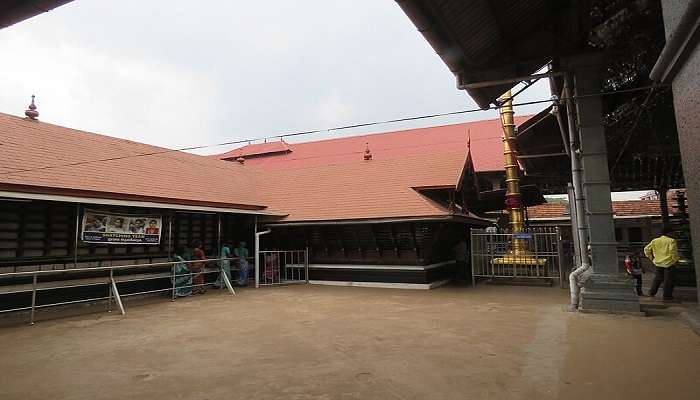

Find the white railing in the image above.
[
  {"left": 0, "top": 257, "right": 236, "bottom": 325},
  {"left": 257, "top": 249, "right": 309, "bottom": 286}
]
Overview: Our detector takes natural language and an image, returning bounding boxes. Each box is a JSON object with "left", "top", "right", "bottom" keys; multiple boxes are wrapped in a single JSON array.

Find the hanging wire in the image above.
[{"left": 0, "top": 84, "right": 665, "bottom": 177}]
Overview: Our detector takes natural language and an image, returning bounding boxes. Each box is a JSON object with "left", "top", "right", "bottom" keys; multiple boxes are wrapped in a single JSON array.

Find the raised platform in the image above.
[
  {"left": 307, "top": 260, "right": 456, "bottom": 285},
  {"left": 309, "top": 279, "right": 451, "bottom": 290}
]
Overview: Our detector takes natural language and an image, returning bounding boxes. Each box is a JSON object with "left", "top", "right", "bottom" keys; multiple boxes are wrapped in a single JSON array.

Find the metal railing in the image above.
[
  {"left": 471, "top": 227, "right": 564, "bottom": 287},
  {"left": 258, "top": 249, "right": 309, "bottom": 286},
  {"left": 0, "top": 257, "right": 236, "bottom": 325}
]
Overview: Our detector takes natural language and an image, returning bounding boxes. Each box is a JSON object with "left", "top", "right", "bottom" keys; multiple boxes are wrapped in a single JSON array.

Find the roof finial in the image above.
[
  {"left": 236, "top": 156, "right": 245, "bottom": 164},
  {"left": 25, "top": 95, "right": 39, "bottom": 120},
  {"left": 467, "top": 129, "right": 471, "bottom": 150},
  {"left": 363, "top": 142, "right": 372, "bottom": 160}
]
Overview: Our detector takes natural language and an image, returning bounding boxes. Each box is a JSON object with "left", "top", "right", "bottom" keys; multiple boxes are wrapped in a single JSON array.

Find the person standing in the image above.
[
  {"left": 234, "top": 241, "right": 250, "bottom": 286},
  {"left": 215, "top": 242, "right": 232, "bottom": 289},
  {"left": 452, "top": 238, "right": 469, "bottom": 284},
  {"left": 625, "top": 252, "right": 644, "bottom": 296},
  {"left": 192, "top": 242, "right": 207, "bottom": 294},
  {"left": 644, "top": 227, "right": 681, "bottom": 300},
  {"left": 171, "top": 246, "right": 193, "bottom": 298}
]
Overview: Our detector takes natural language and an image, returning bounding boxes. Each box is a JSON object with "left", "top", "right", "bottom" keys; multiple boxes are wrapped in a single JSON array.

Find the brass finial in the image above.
[
  {"left": 363, "top": 143, "right": 372, "bottom": 160},
  {"left": 25, "top": 95, "right": 39, "bottom": 120}
]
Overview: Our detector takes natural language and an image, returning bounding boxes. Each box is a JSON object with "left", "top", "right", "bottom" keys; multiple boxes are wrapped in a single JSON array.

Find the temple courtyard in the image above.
[{"left": 0, "top": 284, "right": 698, "bottom": 400}]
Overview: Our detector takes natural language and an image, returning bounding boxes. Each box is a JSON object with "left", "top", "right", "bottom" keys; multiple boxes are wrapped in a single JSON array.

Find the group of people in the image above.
[
  {"left": 626, "top": 227, "right": 681, "bottom": 300},
  {"left": 171, "top": 241, "right": 250, "bottom": 298}
]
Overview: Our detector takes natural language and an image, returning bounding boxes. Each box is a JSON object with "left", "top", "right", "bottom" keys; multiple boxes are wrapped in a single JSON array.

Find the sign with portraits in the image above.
[{"left": 81, "top": 210, "right": 162, "bottom": 245}]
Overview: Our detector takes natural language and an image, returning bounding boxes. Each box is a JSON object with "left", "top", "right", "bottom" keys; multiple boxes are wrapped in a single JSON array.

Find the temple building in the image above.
[{"left": 0, "top": 108, "right": 535, "bottom": 293}]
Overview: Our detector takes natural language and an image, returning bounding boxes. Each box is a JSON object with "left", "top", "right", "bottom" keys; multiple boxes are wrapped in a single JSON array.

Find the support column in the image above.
[
  {"left": 657, "top": 187, "right": 670, "bottom": 230},
  {"left": 571, "top": 57, "right": 640, "bottom": 313}
]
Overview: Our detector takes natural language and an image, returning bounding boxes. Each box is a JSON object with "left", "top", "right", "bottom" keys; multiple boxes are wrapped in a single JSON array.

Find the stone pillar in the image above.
[
  {"left": 570, "top": 57, "right": 640, "bottom": 313},
  {"left": 658, "top": 0, "right": 700, "bottom": 305}
]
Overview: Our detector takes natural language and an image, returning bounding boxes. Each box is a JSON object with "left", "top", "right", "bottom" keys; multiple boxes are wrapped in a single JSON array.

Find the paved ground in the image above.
[{"left": 0, "top": 284, "right": 698, "bottom": 400}]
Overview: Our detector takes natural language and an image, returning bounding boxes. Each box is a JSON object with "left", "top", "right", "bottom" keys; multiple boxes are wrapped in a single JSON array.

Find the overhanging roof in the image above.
[
  {"left": 0, "top": 0, "right": 73, "bottom": 29},
  {"left": 396, "top": 0, "right": 591, "bottom": 108},
  {"left": 472, "top": 184, "right": 546, "bottom": 213}
]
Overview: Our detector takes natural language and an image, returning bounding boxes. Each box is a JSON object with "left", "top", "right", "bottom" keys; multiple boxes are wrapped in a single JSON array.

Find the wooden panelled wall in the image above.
[
  {"left": 262, "top": 221, "right": 470, "bottom": 266},
  {"left": 0, "top": 199, "right": 255, "bottom": 270}
]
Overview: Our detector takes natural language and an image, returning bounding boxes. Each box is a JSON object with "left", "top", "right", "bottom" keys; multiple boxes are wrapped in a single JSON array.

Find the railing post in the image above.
[
  {"left": 222, "top": 265, "right": 236, "bottom": 296},
  {"left": 110, "top": 269, "right": 125, "bottom": 315},
  {"left": 556, "top": 227, "right": 565, "bottom": 289},
  {"left": 108, "top": 274, "right": 113, "bottom": 312},
  {"left": 29, "top": 273, "right": 37, "bottom": 325},
  {"left": 305, "top": 247, "right": 309, "bottom": 283},
  {"left": 171, "top": 262, "right": 176, "bottom": 302},
  {"left": 470, "top": 231, "right": 476, "bottom": 287}
]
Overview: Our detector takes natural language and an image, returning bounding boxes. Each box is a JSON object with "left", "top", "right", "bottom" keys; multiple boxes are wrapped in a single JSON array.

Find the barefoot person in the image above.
[
  {"left": 644, "top": 227, "right": 680, "bottom": 300},
  {"left": 215, "top": 242, "right": 232, "bottom": 288},
  {"left": 171, "top": 246, "right": 192, "bottom": 298},
  {"left": 235, "top": 241, "right": 250, "bottom": 286},
  {"left": 192, "top": 242, "right": 207, "bottom": 294}
]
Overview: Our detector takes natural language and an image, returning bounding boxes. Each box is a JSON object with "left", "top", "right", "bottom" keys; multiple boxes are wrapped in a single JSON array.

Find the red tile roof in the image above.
[
  {"left": 0, "top": 112, "right": 266, "bottom": 210},
  {"left": 258, "top": 151, "right": 476, "bottom": 222},
  {"left": 0, "top": 112, "right": 520, "bottom": 223},
  {"left": 527, "top": 200, "right": 662, "bottom": 220},
  {"left": 222, "top": 140, "right": 291, "bottom": 158},
  {"left": 216, "top": 117, "right": 530, "bottom": 172}
]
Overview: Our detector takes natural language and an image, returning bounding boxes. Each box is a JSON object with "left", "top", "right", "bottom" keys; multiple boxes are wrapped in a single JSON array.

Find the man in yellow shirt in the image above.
[{"left": 644, "top": 227, "right": 681, "bottom": 300}]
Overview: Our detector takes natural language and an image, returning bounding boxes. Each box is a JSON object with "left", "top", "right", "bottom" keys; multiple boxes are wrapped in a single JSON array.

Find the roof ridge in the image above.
[{"left": 217, "top": 115, "right": 534, "bottom": 158}]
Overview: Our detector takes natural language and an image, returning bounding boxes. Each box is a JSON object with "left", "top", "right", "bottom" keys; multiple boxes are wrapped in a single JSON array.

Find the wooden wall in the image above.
[
  {"left": 261, "top": 221, "right": 471, "bottom": 266},
  {"left": 0, "top": 199, "right": 255, "bottom": 273}
]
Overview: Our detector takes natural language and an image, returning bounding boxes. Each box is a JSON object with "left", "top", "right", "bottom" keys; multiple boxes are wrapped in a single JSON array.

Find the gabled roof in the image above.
[
  {"left": 527, "top": 200, "right": 662, "bottom": 220},
  {"left": 0, "top": 112, "right": 501, "bottom": 224},
  {"left": 258, "top": 151, "right": 480, "bottom": 223},
  {"left": 0, "top": 112, "right": 267, "bottom": 210},
  {"left": 215, "top": 117, "right": 529, "bottom": 173}
]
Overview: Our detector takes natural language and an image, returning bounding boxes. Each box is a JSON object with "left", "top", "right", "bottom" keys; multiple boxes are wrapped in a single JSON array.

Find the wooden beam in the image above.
[
  {"left": 410, "top": 222, "right": 419, "bottom": 259},
  {"left": 336, "top": 226, "right": 348, "bottom": 258},
  {"left": 369, "top": 224, "right": 381, "bottom": 257},
  {"left": 389, "top": 224, "right": 400, "bottom": 258}
]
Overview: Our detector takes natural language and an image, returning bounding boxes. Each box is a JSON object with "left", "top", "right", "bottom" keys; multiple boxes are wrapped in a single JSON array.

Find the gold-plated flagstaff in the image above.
[{"left": 492, "top": 90, "right": 546, "bottom": 267}]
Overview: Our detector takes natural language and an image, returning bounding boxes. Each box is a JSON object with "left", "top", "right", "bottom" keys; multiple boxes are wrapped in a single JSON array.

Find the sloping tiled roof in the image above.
[
  {"left": 528, "top": 200, "right": 661, "bottom": 220},
  {"left": 0, "top": 112, "right": 266, "bottom": 210},
  {"left": 258, "top": 151, "right": 476, "bottom": 222},
  {"left": 221, "top": 140, "right": 291, "bottom": 158},
  {"left": 0, "top": 112, "right": 498, "bottom": 223},
  {"left": 612, "top": 200, "right": 662, "bottom": 217},
  {"left": 216, "top": 117, "right": 529, "bottom": 172}
]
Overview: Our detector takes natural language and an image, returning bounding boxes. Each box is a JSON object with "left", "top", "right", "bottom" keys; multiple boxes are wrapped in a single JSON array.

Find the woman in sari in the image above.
[
  {"left": 172, "top": 247, "right": 192, "bottom": 297},
  {"left": 215, "top": 242, "right": 232, "bottom": 288},
  {"left": 191, "top": 242, "right": 207, "bottom": 294},
  {"left": 234, "top": 241, "right": 250, "bottom": 286}
]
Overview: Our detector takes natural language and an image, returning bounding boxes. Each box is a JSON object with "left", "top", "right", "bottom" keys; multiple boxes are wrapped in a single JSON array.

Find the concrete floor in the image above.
[{"left": 0, "top": 284, "right": 698, "bottom": 400}]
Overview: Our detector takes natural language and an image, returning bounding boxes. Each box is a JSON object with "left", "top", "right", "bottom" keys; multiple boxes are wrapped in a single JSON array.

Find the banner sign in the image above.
[{"left": 81, "top": 210, "right": 162, "bottom": 245}]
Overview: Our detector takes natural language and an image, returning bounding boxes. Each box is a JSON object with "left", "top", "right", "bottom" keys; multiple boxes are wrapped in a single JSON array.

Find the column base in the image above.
[
  {"left": 579, "top": 273, "right": 642, "bottom": 314},
  {"left": 681, "top": 309, "right": 700, "bottom": 337}
]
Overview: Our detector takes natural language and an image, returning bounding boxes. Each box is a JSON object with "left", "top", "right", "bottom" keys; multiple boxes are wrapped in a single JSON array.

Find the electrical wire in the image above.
[{"left": 0, "top": 84, "right": 665, "bottom": 177}]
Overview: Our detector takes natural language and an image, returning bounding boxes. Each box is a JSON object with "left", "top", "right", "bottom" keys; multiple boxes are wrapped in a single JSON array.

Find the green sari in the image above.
[
  {"left": 215, "top": 245, "right": 232, "bottom": 288},
  {"left": 172, "top": 255, "right": 192, "bottom": 297}
]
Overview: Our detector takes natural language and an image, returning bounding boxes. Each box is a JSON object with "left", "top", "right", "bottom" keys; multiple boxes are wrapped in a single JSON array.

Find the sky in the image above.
[
  {"left": 0, "top": 0, "right": 644, "bottom": 200},
  {"left": 0, "top": 1, "right": 553, "bottom": 151}
]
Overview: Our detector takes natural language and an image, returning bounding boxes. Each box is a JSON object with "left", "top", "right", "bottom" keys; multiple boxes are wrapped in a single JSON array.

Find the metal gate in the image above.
[
  {"left": 471, "top": 227, "right": 564, "bottom": 287},
  {"left": 257, "top": 249, "right": 309, "bottom": 286}
]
